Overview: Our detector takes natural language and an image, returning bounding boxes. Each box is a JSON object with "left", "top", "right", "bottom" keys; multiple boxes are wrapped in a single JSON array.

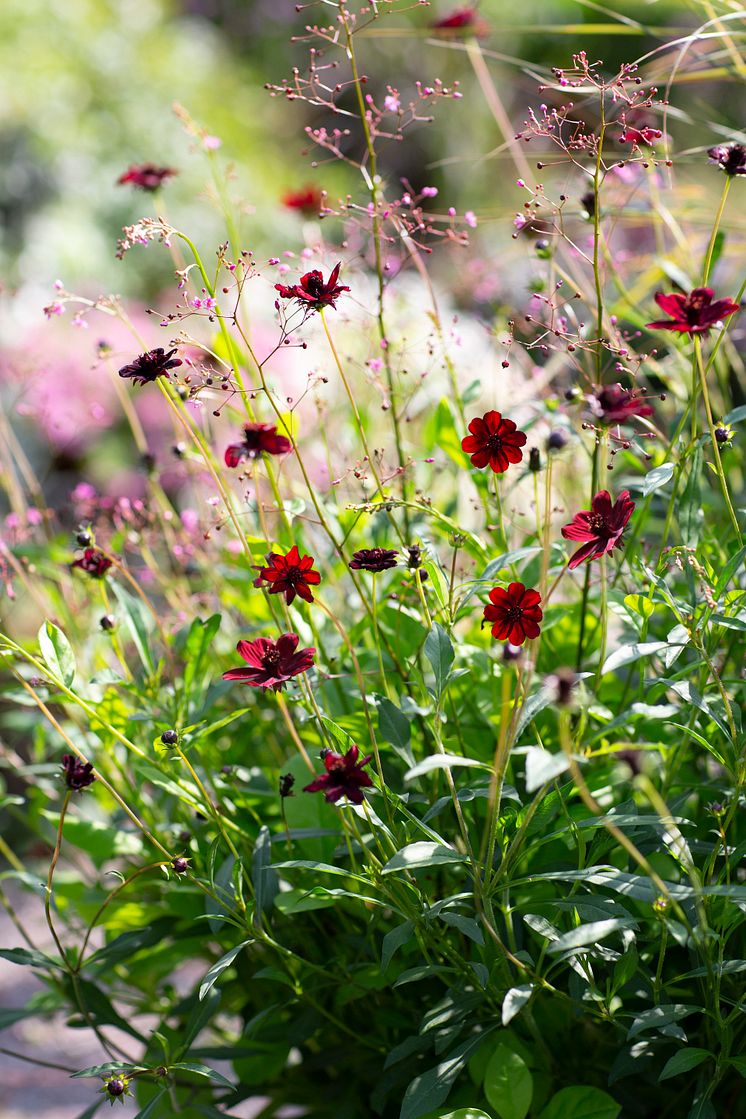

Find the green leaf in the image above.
[
  {"left": 382, "top": 842, "right": 468, "bottom": 874},
  {"left": 539, "top": 1086, "right": 621, "bottom": 1119},
  {"left": 524, "top": 747, "right": 571, "bottom": 792},
  {"left": 439, "top": 912, "right": 484, "bottom": 945},
  {"left": 378, "top": 696, "right": 413, "bottom": 763},
  {"left": 680, "top": 450, "right": 703, "bottom": 547},
  {"left": 110, "top": 582, "right": 155, "bottom": 675},
  {"left": 727, "top": 1056, "right": 746, "bottom": 1076},
  {"left": 484, "top": 1044, "right": 533, "bottom": 1119},
  {"left": 71, "top": 1063, "right": 145, "bottom": 1079},
  {"left": 639, "top": 463, "right": 675, "bottom": 496},
  {"left": 425, "top": 623, "right": 455, "bottom": 698},
  {"left": 405, "top": 754, "right": 490, "bottom": 781},
  {"left": 132, "top": 1090, "right": 168, "bottom": 1119},
  {"left": 601, "top": 641, "right": 677, "bottom": 675},
  {"left": 252, "top": 825, "right": 278, "bottom": 920},
  {"left": 658, "top": 1048, "right": 711, "bottom": 1081},
  {"left": 382, "top": 920, "right": 414, "bottom": 971},
  {"left": 55, "top": 815, "right": 144, "bottom": 863},
  {"left": 0, "top": 947, "right": 63, "bottom": 970},
  {"left": 627, "top": 1005, "right": 698, "bottom": 1039},
  {"left": 502, "top": 985, "right": 533, "bottom": 1026},
  {"left": 170, "top": 1061, "right": 235, "bottom": 1089},
  {"left": 181, "top": 614, "right": 221, "bottom": 711},
  {"left": 546, "top": 918, "right": 636, "bottom": 954},
  {"left": 38, "top": 620, "right": 76, "bottom": 687},
  {"left": 198, "top": 940, "right": 252, "bottom": 1001},
  {"left": 624, "top": 594, "right": 655, "bottom": 621},
  {"left": 400, "top": 1032, "right": 492, "bottom": 1119},
  {"left": 433, "top": 1111, "right": 493, "bottom": 1119}
]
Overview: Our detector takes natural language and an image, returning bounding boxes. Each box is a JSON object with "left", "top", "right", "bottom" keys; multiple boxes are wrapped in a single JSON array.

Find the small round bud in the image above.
[
  {"left": 100, "top": 614, "right": 116, "bottom": 632},
  {"left": 161, "top": 729, "right": 179, "bottom": 745},
  {"left": 535, "top": 239, "right": 552, "bottom": 260},
  {"left": 564, "top": 386, "right": 580, "bottom": 402},
  {"left": 552, "top": 668, "right": 576, "bottom": 706},
  {"left": 76, "top": 530, "right": 93, "bottom": 547},
  {"left": 546, "top": 429, "right": 568, "bottom": 452},
  {"left": 503, "top": 643, "right": 523, "bottom": 663},
  {"left": 106, "top": 1079, "right": 126, "bottom": 1098},
  {"left": 172, "top": 857, "right": 189, "bottom": 874},
  {"left": 715, "top": 426, "right": 733, "bottom": 445}
]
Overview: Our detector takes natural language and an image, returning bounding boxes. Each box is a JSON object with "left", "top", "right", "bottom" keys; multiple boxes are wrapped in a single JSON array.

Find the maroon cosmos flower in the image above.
[
  {"left": 562, "top": 490, "right": 635, "bottom": 569},
  {"left": 349, "top": 548, "right": 399, "bottom": 572},
  {"left": 431, "top": 6, "right": 489, "bottom": 36},
  {"left": 222, "top": 634, "right": 315, "bottom": 693},
  {"left": 303, "top": 745, "right": 374, "bottom": 805},
  {"left": 461, "top": 411, "right": 528, "bottom": 474},
  {"left": 61, "top": 754, "right": 95, "bottom": 791},
  {"left": 619, "top": 126, "right": 663, "bottom": 147},
  {"left": 253, "top": 545, "right": 321, "bottom": 605},
  {"left": 707, "top": 143, "right": 746, "bottom": 177},
  {"left": 647, "top": 288, "right": 740, "bottom": 335},
  {"left": 282, "top": 185, "right": 323, "bottom": 215},
  {"left": 483, "top": 583, "right": 543, "bottom": 646},
  {"left": 275, "top": 262, "right": 350, "bottom": 311},
  {"left": 71, "top": 548, "right": 112, "bottom": 578},
  {"left": 118, "top": 348, "right": 182, "bottom": 386},
  {"left": 590, "top": 384, "right": 654, "bottom": 424},
  {"left": 224, "top": 423, "right": 293, "bottom": 468},
  {"left": 117, "top": 163, "right": 177, "bottom": 191}
]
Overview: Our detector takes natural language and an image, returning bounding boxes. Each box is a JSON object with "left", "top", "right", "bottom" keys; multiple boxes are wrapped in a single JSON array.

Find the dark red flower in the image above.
[
  {"left": 461, "top": 411, "right": 527, "bottom": 473},
  {"left": 349, "top": 548, "right": 399, "bottom": 572},
  {"left": 619, "top": 126, "right": 662, "bottom": 147},
  {"left": 590, "top": 384, "right": 654, "bottom": 424},
  {"left": 303, "top": 744, "right": 374, "bottom": 805},
  {"left": 71, "top": 548, "right": 112, "bottom": 578},
  {"left": 431, "top": 6, "right": 489, "bottom": 35},
  {"left": 224, "top": 423, "right": 293, "bottom": 468},
  {"left": 61, "top": 754, "right": 95, "bottom": 791},
  {"left": 117, "top": 163, "right": 177, "bottom": 191},
  {"left": 483, "top": 583, "right": 543, "bottom": 645},
  {"left": 282, "top": 185, "right": 323, "bottom": 215},
  {"left": 561, "top": 489, "right": 635, "bottom": 569},
  {"left": 253, "top": 545, "right": 321, "bottom": 605},
  {"left": 275, "top": 262, "right": 350, "bottom": 311},
  {"left": 647, "top": 288, "right": 740, "bottom": 335},
  {"left": 118, "top": 348, "right": 182, "bottom": 386},
  {"left": 707, "top": 143, "right": 746, "bottom": 177},
  {"left": 222, "top": 633, "right": 315, "bottom": 692}
]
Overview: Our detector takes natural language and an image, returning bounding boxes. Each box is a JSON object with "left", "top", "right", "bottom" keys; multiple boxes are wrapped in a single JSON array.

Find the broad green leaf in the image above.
[
  {"left": 484, "top": 1044, "right": 533, "bottom": 1119},
  {"left": 433, "top": 1111, "right": 493, "bottom": 1119},
  {"left": 252, "top": 825, "right": 278, "bottom": 920},
  {"left": 198, "top": 940, "right": 252, "bottom": 1001},
  {"left": 639, "top": 463, "right": 674, "bottom": 496},
  {"left": 601, "top": 641, "right": 677, "bottom": 675},
  {"left": 658, "top": 1048, "right": 711, "bottom": 1081},
  {"left": 132, "top": 1090, "right": 168, "bottom": 1119},
  {"left": 524, "top": 747, "right": 571, "bottom": 792},
  {"left": 378, "top": 696, "right": 413, "bottom": 764},
  {"left": 382, "top": 842, "right": 468, "bottom": 874},
  {"left": 405, "top": 754, "right": 490, "bottom": 781},
  {"left": 502, "top": 985, "right": 533, "bottom": 1026},
  {"left": 425, "top": 623, "right": 455, "bottom": 698},
  {"left": 400, "top": 1032, "right": 492, "bottom": 1119},
  {"left": 0, "top": 947, "right": 63, "bottom": 970},
  {"left": 624, "top": 594, "right": 654, "bottom": 621},
  {"left": 382, "top": 920, "right": 414, "bottom": 971},
  {"left": 110, "top": 582, "right": 155, "bottom": 675},
  {"left": 547, "top": 918, "right": 636, "bottom": 954},
  {"left": 170, "top": 1061, "right": 234, "bottom": 1089},
  {"left": 439, "top": 912, "right": 484, "bottom": 944},
  {"left": 628, "top": 1005, "right": 699, "bottom": 1038},
  {"left": 38, "top": 620, "right": 76, "bottom": 687},
  {"left": 71, "top": 1063, "right": 146, "bottom": 1079},
  {"left": 539, "top": 1086, "right": 621, "bottom": 1119}
]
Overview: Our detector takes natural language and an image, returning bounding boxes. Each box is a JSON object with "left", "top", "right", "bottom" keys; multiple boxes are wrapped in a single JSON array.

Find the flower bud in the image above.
[
  {"left": 528, "top": 447, "right": 542, "bottom": 472},
  {"left": 161, "top": 729, "right": 179, "bottom": 745},
  {"left": 100, "top": 614, "right": 116, "bottom": 632},
  {"left": 546, "top": 429, "right": 568, "bottom": 452},
  {"left": 172, "top": 857, "right": 189, "bottom": 874}
]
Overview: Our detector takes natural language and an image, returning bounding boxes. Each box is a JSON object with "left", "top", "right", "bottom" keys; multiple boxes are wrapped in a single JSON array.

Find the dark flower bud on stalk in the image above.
[
  {"left": 62, "top": 754, "right": 95, "bottom": 791},
  {"left": 546, "top": 429, "right": 568, "bottom": 452},
  {"left": 279, "top": 773, "right": 296, "bottom": 798},
  {"left": 707, "top": 142, "right": 746, "bottom": 177},
  {"left": 528, "top": 447, "right": 542, "bottom": 472},
  {"left": 715, "top": 425, "right": 733, "bottom": 445},
  {"left": 172, "top": 857, "right": 189, "bottom": 874},
  {"left": 76, "top": 529, "right": 93, "bottom": 547},
  {"left": 552, "top": 668, "right": 576, "bottom": 706},
  {"left": 535, "top": 239, "right": 552, "bottom": 259},
  {"left": 161, "top": 729, "right": 179, "bottom": 745},
  {"left": 580, "top": 191, "right": 596, "bottom": 219},
  {"left": 105, "top": 1077, "right": 128, "bottom": 1099},
  {"left": 100, "top": 614, "right": 116, "bottom": 631},
  {"left": 503, "top": 643, "right": 523, "bottom": 663}
]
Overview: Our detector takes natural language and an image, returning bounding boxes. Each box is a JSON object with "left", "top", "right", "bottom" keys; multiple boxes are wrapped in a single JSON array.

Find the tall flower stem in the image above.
[
  {"left": 694, "top": 336, "right": 741, "bottom": 539},
  {"left": 575, "top": 438, "right": 601, "bottom": 669},
  {"left": 702, "top": 177, "right": 732, "bottom": 286}
]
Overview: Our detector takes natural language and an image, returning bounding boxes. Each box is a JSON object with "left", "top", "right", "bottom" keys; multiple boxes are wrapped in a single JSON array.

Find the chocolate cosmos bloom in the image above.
[
  {"left": 71, "top": 548, "right": 112, "bottom": 578},
  {"left": 647, "top": 288, "right": 740, "bottom": 335},
  {"left": 224, "top": 423, "right": 293, "bottom": 468},
  {"left": 562, "top": 490, "right": 635, "bottom": 569},
  {"left": 483, "top": 583, "right": 543, "bottom": 645},
  {"left": 117, "top": 163, "right": 177, "bottom": 191},
  {"left": 254, "top": 545, "right": 321, "bottom": 604},
  {"left": 222, "top": 634, "right": 316, "bottom": 692},
  {"left": 303, "top": 744, "right": 374, "bottom": 805},
  {"left": 349, "top": 548, "right": 399, "bottom": 572},
  {"left": 275, "top": 263, "right": 350, "bottom": 310},
  {"left": 61, "top": 754, "right": 95, "bottom": 791},
  {"left": 590, "top": 384, "right": 654, "bottom": 424},
  {"left": 432, "top": 6, "right": 489, "bottom": 35},
  {"left": 118, "top": 348, "right": 182, "bottom": 385},
  {"left": 707, "top": 143, "right": 746, "bottom": 177},
  {"left": 461, "top": 411, "right": 527, "bottom": 473},
  {"left": 282, "top": 185, "right": 324, "bottom": 215}
]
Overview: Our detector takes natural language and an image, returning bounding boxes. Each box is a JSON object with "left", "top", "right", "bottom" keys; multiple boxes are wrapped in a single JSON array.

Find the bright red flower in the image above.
[
  {"left": 71, "top": 548, "right": 112, "bottom": 578},
  {"left": 225, "top": 423, "right": 292, "bottom": 468},
  {"left": 118, "top": 348, "right": 182, "bottom": 386},
  {"left": 590, "top": 384, "right": 654, "bottom": 424},
  {"left": 483, "top": 583, "right": 543, "bottom": 645},
  {"left": 117, "top": 163, "right": 177, "bottom": 191},
  {"left": 461, "top": 411, "right": 527, "bottom": 473},
  {"left": 619, "top": 126, "right": 663, "bottom": 147},
  {"left": 282, "top": 185, "right": 323, "bottom": 215},
  {"left": 647, "top": 288, "right": 740, "bottom": 335},
  {"left": 222, "top": 633, "right": 315, "bottom": 693},
  {"left": 275, "top": 262, "right": 350, "bottom": 311},
  {"left": 253, "top": 545, "right": 321, "bottom": 605},
  {"left": 303, "top": 745, "right": 374, "bottom": 805},
  {"left": 561, "top": 490, "right": 635, "bottom": 569}
]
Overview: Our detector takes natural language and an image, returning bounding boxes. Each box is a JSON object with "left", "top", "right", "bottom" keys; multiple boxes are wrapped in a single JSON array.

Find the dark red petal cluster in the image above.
[
  {"left": 117, "top": 163, "right": 177, "bottom": 191},
  {"left": 275, "top": 262, "right": 350, "bottom": 311},
  {"left": 707, "top": 143, "right": 746, "bottom": 177},
  {"left": 349, "top": 548, "right": 399, "bottom": 572},
  {"left": 224, "top": 423, "right": 293, "bottom": 467},
  {"left": 431, "top": 6, "right": 489, "bottom": 35},
  {"left": 254, "top": 545, "right": 321, "bottom": 605},
  {"left": 561, "top": 490, "right": 635, "bottom": 569},
  {"left": 647, "top": 288, "right": 740, "bottom": 335},
  {"left": 118, "top": 348, "right": 182, "bottom": 386},
  {"left": 71, "top": 548, "right": 112, "bottom": 578},
  {"left": 590, "top": 384, "right": 654, "bottom": 424},
  {"left": 61, "top": 754, "right": 95, "bottom": 791},
  {"left": 222, "top": 634, "right": 315, "bottom": 693},
  {"left": 483, "top": 583, "right": 543, "bottom": 646},
  {"left": 282, "top": 185, "right": 323, "bottom": 215},
  {"left": 619, "top": 126, "right": 663, "bottom": 147},
  {"left": 461, "top": 411, "right": 527, "bottom": 473},
  {"left": 303, "top": 745, "right": 374, "bottom": 805}
]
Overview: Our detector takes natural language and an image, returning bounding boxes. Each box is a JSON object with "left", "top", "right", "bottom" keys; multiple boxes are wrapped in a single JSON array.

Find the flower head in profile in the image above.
[
  {"left": 589, "top": 384, "right": 654, "bottom": 424},
  {"left": 71, "top": 548, "right": 112, "bottom": 578},
  {"left": 118, "top": 348, "right": 182, "bottom": 386},
  {"left": 461, "top": 411, "right": 527, "bottom": 473},
  {"left": 431, "top": 6, "right": 489, "bottom": 36},
  {"left": 619, "top": 126, "right": 663, "bottom": 147},
  {"left": 275, "top": 262, "right": 350, "bottom": 311},
  {"left": 483, "top": 583, "right": 543, "bottom": 645},
  {"left": 562, "top": 490, "right": 635, "bottom": 569},
  {"left": 282, "top": 185, "right": 324, "bottom": 216},
  {"left": 224, "top": 423, "right": 292, "bottom": 468},
  {"left": 253, "top": 545, "right": 321, "bottom": 605},
  {"left": 303, "top": 745, "right": 374, "bottom": 805},
  {"left": 62, "top": 754, "right": 95, "bottom": 791},
  {"left": 117, "top": 164, "right": 177, "bottom": 191},
  {"left": 707, "top": 143, "right": 746, "bottom": 177},
  {"left": 647, "top": 288, "right": 740, "bottom": 335},
  {"left": 222, "top": 634, "right": 315, "bottom": 692},
  {"left": 349, "top": 548, "right": 399, "bottom": 572}
]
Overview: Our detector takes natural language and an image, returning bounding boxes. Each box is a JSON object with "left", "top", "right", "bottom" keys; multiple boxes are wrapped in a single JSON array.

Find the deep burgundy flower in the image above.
[
  {"left": 282, "top": 185, "right": 323, "bottom": 215},
  {"left": 483, "top": 583, "right": 543, "bottom": 646},
  {"left": 275, "top": 262, "right": 350, "bottom": 311},
  {"left": 61, "top": 754, "right": 95, "bottom": 791},
  {"left": 303, "top": 744, "right": 374, "bottom": 805},
  {"left": 117, "top": 163, "right": 177, "bottom": 191},
  {"left": 279, "top": 773, "right": 295, "bottom": 798},
  {"left": 222, "top": 633, "right": 316, "bottom": 692},
  {"left": 431, "top": 6, "right": 489, "bottom": 35},
  {"left": 71, "top": 548, "right": 112, "bottom": 578},
  {"left": 118, "top": 348, "right": 182, "bottom": 386},
  {"left": 349, "top": 548, "right": 399, "bottom": 572},
  {"left": 224, "top": 423, "right": 293, "bottom": 468},
  {"left": 590, "top": 384, "right": 654, "bottom": 424},
  {"left": 619, "top": 126, "right": 662, "bottom": 147},
  {"left": 707, "top": 143, "right": 746, "bottom": 177},
  {"left": 561, "top": 490, "right": 635, "bottom": 569},
  {"left": 461, "top": 411, "right": 527, "bottom": 473},
  {"left": 647, "top": 288, "right": 740, "bottom": 335},
  {"left": 253, "top": 545, "right": 321, "bottom": 605}
]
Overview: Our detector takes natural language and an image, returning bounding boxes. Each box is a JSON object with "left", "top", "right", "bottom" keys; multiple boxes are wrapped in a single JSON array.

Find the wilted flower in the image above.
[
  {"left": 275, "top": 262, "right": 350, "bottom": 311},
  {"left": 223, "top": 634, "right": 316, "bottom": 692},
  {"left": 253, "top": 545, "right": 321, "bottom": 605},
  {"left": 279, "top": 773, "right": 296, "bottom": 798},
  {"left": 71, "top": 548, "right": 112, "bottom": 578},
  {"left": 647, "top": 288, "right": 740, "bottom": 335},
  {"left": 483, "top": 583, "right": 543, "bottom": 645},
  {"left": 562, "top": 490, "right": 635, "bottom": 569},
  {"left": 224, "top": 423, "right": 293, "bottom": 467},
  {"left": 707, "top": 143, "right": 746, "bottom": 177},
  {"left": 349, "top": 548, "right": 399, "bottom": 572},
  {"left": 118, "top": 348, "right": 182, "bottom": 386},
  {"left": 303, "top": 744, "right": 374, "bottom": 805},
  {"left": 461, "top": 411, "right": 528, "bottom": 473},
  {"left": 117, "top": 163, "right": 177, "bottom": 191},
  {"left": 62, "top": 754, "right": 95, "bottom": 791},
  {"left": 282, "top": 185, "right": 323, "bottom": 215}
]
